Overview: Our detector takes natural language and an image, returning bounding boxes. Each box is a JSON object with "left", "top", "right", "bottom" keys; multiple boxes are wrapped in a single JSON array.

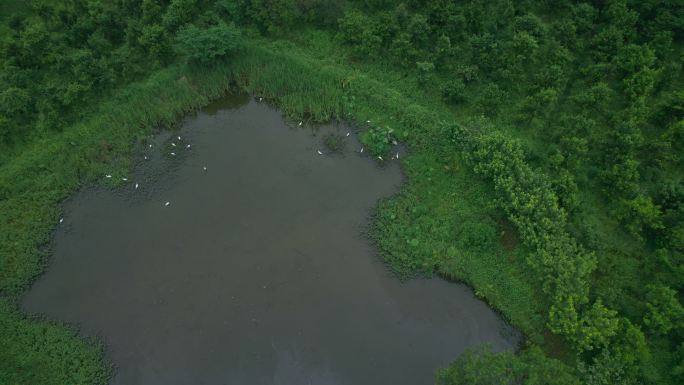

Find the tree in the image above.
[
  {"left": 242, "top": 0, "right": 298, "bottom": 35},
  {"left": 162, "top": 0, "right": 200, "bottom": 32},
  {"left": 174, "top": 23, "right": 242, "bottom": 65},
  {"left": 578, "top": 348, "right": 636, "bottom": 385},
  {"left": 643, "top": 284, "right": 683, "bottom": 335},
  {"left": 616, "top": 44, "right": 655, "bottom": 75},
  {"left": 618, "top": 195, "right": 664, "bottom": 238},
  {"left": 441, "top": 79, "right": 466, "bottom": 103},
  {"left": 574, "top": 300, "right": 619, "bottom": 352},
  {"left": 337, "top": 10, "right": 382, "bottom": 58},
  {"left": 416, "top": 61, "right": 435, "bottom": 85},
  {"left": 138, "top": 24, "right": 171, "bottom": 64}
]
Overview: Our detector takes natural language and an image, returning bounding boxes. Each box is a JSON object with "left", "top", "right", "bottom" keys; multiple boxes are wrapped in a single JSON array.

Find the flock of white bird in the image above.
[
  {"left": 58, "top": 106, "right": 400, "bottom": 224},
  {"left": 99, "top": 135, "right": 202, "bottom": 213}
]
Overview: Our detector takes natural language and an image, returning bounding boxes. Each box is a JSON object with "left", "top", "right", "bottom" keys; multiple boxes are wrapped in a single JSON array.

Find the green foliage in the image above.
[
  {"left": 175, "top": 23, "right": 242, "bottom": 64},
  {"left": 139, "top": 24, "right": 172, "bottom": 63},
  {"left": 162, "top": 0, "right": 201, "bottom": 32},
  {"left": 573, "top": 300, "right": 619, "bottom": 352},
  {"left": 0, "top": 0, "right": 210, "bottom": 149},
  {"left": 643, "top": 285, "right": 684, "bottom": 336},
  {"left": 0, "top": 299, "right": 108, "bottom": 385},
  {"left": 337, "top": 10, "right": 382, "bottom": 58},
  {"left": 416, "top": 61, "right": 435, "bottom": 85},
  {"left": 618, "top": 195, "right": 664, "bottom": 239},
  {"left": 456, "top": 221, "right": 497, "bottom": 253},
  {"left": 437, "top": 346, "right": 579, "bottom": 385},
  {"left": 578, "top": 348, "right": 636, "bottom": 385},
  {"left": 361, "top": 125, "right": 396, "bottom": 156},
  {"left": 441, "top": 79, "right": 466, "bottom": 103}
]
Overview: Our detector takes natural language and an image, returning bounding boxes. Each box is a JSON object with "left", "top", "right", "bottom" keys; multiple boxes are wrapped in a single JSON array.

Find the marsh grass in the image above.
[{"left": 323, "top": 132, "right": 346, "bottom": 153}]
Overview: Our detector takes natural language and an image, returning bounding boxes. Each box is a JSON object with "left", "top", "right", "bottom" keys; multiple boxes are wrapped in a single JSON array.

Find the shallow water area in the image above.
[{"left": 22, "top": 95, "right": 519, "bottom": 385}]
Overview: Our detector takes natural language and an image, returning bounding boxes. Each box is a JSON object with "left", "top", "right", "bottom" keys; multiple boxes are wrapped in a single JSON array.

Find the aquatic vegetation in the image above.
[{"left": 322, "top": 132, "right": 346, "bottom": 153}]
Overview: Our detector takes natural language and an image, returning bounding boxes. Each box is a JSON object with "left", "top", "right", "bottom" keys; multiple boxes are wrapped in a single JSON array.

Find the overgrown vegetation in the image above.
[
  {"left": 323, "top": 132, "right": 346, "bottom": 152},
  {"left": 1, "top": 0, "right": 683, "bottom": 384}
]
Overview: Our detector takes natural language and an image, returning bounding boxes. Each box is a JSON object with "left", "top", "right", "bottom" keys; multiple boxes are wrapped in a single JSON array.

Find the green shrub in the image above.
[
  {"left": 174, "top": 23, "right": 242, "bottom": 65},
  {"left": 416, "top": 61, "right": 435, "bottom": 85},
  {"left": 437, "top": 346, "right": 579, "bottom": 385},
  {"left": 441, "top": 79, "right": 466, "bottom": 103},
  {"left": 362, "top": 125, "right": 395, "bottom": 155},
  {"left": 456, "top": 221, "right": 497, "bottom": 252}
]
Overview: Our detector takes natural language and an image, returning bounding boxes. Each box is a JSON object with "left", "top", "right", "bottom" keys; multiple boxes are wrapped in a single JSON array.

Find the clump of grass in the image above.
[{"left": 323, "top": 132, "right": 346, "bottom": 153}]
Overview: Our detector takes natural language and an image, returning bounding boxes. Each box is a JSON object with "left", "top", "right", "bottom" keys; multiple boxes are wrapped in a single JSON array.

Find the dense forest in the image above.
[{"left": 1, "top": 0, "right": 683, "bottom": 384}]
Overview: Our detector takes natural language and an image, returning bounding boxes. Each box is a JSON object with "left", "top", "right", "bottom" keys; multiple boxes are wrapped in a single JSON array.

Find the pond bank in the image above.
[
  {"left": 21, "top": 95, "right": 518, "bottom": 385},
  {"left": 2, "top": 40, "right": 533, "bottom": 384}
]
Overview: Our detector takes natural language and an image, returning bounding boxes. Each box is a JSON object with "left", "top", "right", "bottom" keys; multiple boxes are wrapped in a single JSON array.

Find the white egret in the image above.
[
  {"left": 135, "top": 183, "right": 139, "bottom": 189},
  {"left": 317, "top": 150, "right": 323, "bottom": 155},
  {"left": 171, "top": 152, "right": 176, "bottom": 156},
  {"left": 186, "top": 144, "right": 191, "bottom": 149},
  {"left": 171, "top": 142, "right": 176, "bottom": 147},
  {"left": 360, "top": 147, "right": 364, "bottom": 153},
  {"left": 106, "top": 174, "right": 112, "bottom": 178},
  {"left": 396, "top": 152, "right": 400, "bottom": 159},
  {"left": 164, "top": 201, "right": 170, "bottom": 206},
  {"left": 203, "top": 166, "right": 207, "bottom": 171},
  {"left": 122, "top": 177, "right": 128, "bottom": 181},
  {"left": 346, "top": 132, "right": 350, "bottom": 137},
  {"left": 59, "top": 218, "right": 64, "bottom": 224},
  {"left": 378, "top": 156, "right": 383, "bottom": 161}
]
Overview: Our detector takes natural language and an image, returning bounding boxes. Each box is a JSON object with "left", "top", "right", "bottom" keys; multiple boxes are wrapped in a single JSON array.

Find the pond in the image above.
[{"left": 22, "top": 95, "right": 519, "bottom": 385}]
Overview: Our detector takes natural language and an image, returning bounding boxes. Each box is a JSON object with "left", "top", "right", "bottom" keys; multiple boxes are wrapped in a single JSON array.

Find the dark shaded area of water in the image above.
[{"left": 22, "top": 96, "right": 518, "bottom": 385}]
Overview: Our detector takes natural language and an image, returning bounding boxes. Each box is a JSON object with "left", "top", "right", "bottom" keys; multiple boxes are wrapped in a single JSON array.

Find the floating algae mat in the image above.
[{"left": 22, "top": 95, "right": 519, "bottom": 385}]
